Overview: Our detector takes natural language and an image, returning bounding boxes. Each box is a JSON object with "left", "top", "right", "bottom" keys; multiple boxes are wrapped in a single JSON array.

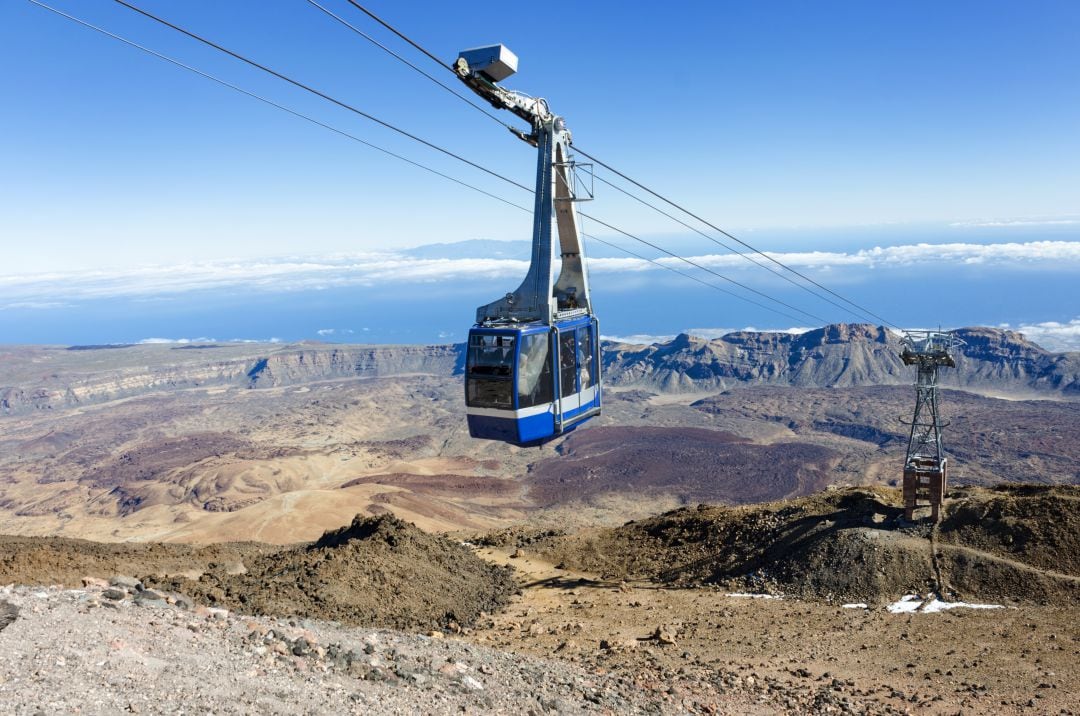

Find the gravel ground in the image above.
[{"left": 0, "top": 584, "right": 663, "bottom": 715}]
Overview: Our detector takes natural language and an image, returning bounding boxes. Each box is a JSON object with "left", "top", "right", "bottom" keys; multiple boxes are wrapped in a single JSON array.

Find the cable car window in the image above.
[
  {"left": 467, "top": 334, "right": 515, "bottom": 376},
  {"left": 466, "top": 334, "right": 514, "bottom": 409},
  {"left": 467, "top": 378, "right": 513, "bottom": 408},
  {"left": 577, "top": 326, "right": 595, "bottom": 389},
  {"left": 560, "top": 330, "right": 577, "bottom": 397},
  {"left": 517, "top": 333, "right": 553, "bottom": 409}
]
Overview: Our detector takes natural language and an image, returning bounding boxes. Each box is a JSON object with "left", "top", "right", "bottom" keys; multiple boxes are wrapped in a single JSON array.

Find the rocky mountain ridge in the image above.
[
  {"left": 1, "top": 324, "right": 1076, "bottom": 416},
  {"left": 601, "top": 323, "right": 1080, "bottom": 395}
]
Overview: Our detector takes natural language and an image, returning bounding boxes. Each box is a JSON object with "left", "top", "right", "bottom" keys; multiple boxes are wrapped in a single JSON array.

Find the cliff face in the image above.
[
  {"left": 0, "top": 358, "right": 254, "bottom": 415},
  {"left": 951, "top": 327, "right": 1080, "bottom": 394},
  {"left": 601, "top": 324, "right": 1080, "bottom": 395},
  {"left": 0, "top": 344, "right": 463, "bottom": 416},
  {"left": 244, "top": 345, "right": 462, "bottom": 388}
]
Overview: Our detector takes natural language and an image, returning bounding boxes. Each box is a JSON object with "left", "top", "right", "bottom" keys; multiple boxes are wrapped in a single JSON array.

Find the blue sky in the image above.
[{"left": 1, "top": 1, "right": 1079, "bottom": 346}]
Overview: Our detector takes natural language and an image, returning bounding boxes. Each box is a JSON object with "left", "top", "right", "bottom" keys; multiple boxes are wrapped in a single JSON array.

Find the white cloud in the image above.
[
  {"left": 1005, "top": 318, "right": 1080, "bottom": 352},
  {"left": 138, "top": 337, "right": 215, "bottom": 344},
  {"left": 0, "top": 241, "right": 1077, "bottom": 305},
  {"left": 603, "top": 326, "right": 813, "bottom": 344},
  {"left": 316, "top": 328, "right": 354, "bottom": 336},
  {"left": 851, "top": 241, "right": 1080, "bottom": 266},
  {"left": 597, "top": 241, "right": 1080, "bottom": 274},
  {"left": 0, "top": 300, "right": 70, "bottom": 310},
  {"left": 950, "top": 217, "right": 1080, "bottom": 228},
  {"left": 138, "top": 336, "right": 288, "bottom": 344},
  {"left": 0, "top": 253, "right": 528, "bottom": 304},
  {"left": 600, "top": 333, "right": 675, "bottom": 345}
]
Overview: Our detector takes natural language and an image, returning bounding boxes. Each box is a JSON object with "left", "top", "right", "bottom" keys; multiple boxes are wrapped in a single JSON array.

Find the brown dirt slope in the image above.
[
  {"left": 150, "top": 514, "right": 515, "bottom": 631},
  {"left": 0, "top": 514, "right": 516, "bottom": 632},
  {"left": 0, "top": 537, "right": 266, "bottom": 585},
  {"left": 937, "top": 483, "right": 1080, "bottom": 574},
  {"left": 528, "top": 485, "right": 1080, "bottom": 606}
]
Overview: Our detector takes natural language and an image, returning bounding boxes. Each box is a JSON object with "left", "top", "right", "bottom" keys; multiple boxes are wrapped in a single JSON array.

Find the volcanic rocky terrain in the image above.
[
  {"left": 0, "top": 324, "right": 1077, "bottom": 542},
  {"left": 0, "top": 324, "right": 1077, "bottom": 713},
  {"left": 0, "top": 483, "right": 1075, "bottom": 715}
]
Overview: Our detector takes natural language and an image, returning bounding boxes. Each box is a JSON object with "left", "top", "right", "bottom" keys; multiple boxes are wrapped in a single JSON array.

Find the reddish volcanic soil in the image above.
[{"left": 526, "top": 426, "right": 840, "bottom": 508}]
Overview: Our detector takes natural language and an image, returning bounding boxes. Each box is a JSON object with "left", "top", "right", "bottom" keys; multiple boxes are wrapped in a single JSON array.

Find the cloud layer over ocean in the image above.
[{"left": 2, "top": 240, "right": 1078, "bottom": 307}]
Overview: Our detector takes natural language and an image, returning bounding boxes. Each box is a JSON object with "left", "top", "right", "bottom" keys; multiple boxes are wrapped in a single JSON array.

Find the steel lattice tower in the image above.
[{"left": 900, "top": 330, "right": 963, "bottom": 521}]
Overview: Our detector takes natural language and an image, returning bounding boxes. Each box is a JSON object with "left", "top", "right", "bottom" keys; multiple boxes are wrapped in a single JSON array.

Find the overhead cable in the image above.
[
  {"left": 591, "top": 173, "right": 881, "bottom": 325},
  {"left": 581, "top": 234, "right": 814, "bottom": 325},
  {"left": 102, "top": 0, "right": 826, "bottom": 323},
  {"left": 576, "top": 213, "right": 826, "bottom": 324},
  {"left": 304, "top": 0, "right": 515, "bottom": 133},
  {"left": 341, "top": 0, "right": 451, "bottom": 72},
  {"left": 28, "top": 0, "right": 817, "bottom": 326},
  {"left": 26, "top": 0, "right": 529, "bottom": 215},
  {"left": 575, "top": 147, "right": 901, "bottom": 330},
  {"left": 109, "top": 0, "right": 531, "bottom": 193},
  {"left": 336, "top": 0, "right": 899, "bottom": 329}
]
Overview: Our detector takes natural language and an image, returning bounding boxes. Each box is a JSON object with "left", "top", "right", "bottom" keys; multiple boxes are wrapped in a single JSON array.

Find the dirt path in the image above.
[{"left": 939, "top": 543, "right": 1080, "bottom": 584}]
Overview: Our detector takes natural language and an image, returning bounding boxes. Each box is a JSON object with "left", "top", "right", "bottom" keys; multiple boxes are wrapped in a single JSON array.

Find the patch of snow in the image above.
[
  {"left": 887, "top": 595, "right": 1004, "bottom": 613},
  {"left": 726, "top": 593, "right": 782, "bottom": 599},
  {"left": 921, "top": 599, "right": 1003, "bottom": 613},
  {"left": 886, "top": 595, "right": 923, "bottom": 613},
  {"left": 842, "top": 603, "right": 869, "bottom": 609}
]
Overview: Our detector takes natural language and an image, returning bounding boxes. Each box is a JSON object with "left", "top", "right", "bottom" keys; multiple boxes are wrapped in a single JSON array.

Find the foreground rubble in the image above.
[{"left": 0, "top": 583, "right": 665, "bottom": 715}]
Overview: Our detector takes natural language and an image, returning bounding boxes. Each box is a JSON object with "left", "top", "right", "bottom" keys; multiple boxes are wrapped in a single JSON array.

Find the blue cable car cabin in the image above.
[
  {"left": 465, "top": 315, "right": 601, "bottom": 445},
  {"left": 454, "top": 44, "right": 601, "bottom": 446}
]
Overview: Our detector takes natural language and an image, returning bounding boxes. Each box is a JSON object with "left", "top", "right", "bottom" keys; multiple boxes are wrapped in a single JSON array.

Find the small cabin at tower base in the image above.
[{"left": 903, "top": 458, "right": 947, "bottom": 522}]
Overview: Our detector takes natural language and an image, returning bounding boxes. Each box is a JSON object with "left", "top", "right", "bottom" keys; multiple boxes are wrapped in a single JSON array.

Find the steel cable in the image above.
[
  {"left": 304, "top": 0, "right": 516, "bottom": 133},
  {"left": 110, "top": 0, "right": 532, "bottom": 193},
  {"left": 31, "top": 0, "right": 835, "bottom": 325},
  {"left": 575, "top": 147, "right": 901, "bottom": 330},
  {"left": 336, "top": 0, "right": 900, "bottom": 329}
]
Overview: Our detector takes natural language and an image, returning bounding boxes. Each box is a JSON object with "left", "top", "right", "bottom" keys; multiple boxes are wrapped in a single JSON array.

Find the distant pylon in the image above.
[{"left": 899, "top": 330, "right": 963, "bottom": 521}]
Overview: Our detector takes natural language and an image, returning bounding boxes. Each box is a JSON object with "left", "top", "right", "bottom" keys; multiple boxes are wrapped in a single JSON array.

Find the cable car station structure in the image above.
[
  {"left": 456, "top": 46, "right": 601, "bottom": 446},
  {"left": 899, "top": 330, "right": 963, "bottom": 521}
]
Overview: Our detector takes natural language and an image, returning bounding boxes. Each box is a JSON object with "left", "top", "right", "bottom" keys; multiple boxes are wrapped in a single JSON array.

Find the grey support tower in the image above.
[{"left": 899, "top": 330, "right": 964, "bottom": 521}]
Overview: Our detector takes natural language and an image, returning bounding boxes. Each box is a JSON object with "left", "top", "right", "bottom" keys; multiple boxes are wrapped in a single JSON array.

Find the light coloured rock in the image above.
[
  {"left": 460, "top": 675, "right": 484, "bottom": 691},
  {"left": 164, "top": 593, "right": 194, "bottom": 610},
  {"left": 651, "top": 626, "right": 677, "bottom": 645},
  {"left": 109, "top": 576, "right": 142, "bottom": 591}
]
